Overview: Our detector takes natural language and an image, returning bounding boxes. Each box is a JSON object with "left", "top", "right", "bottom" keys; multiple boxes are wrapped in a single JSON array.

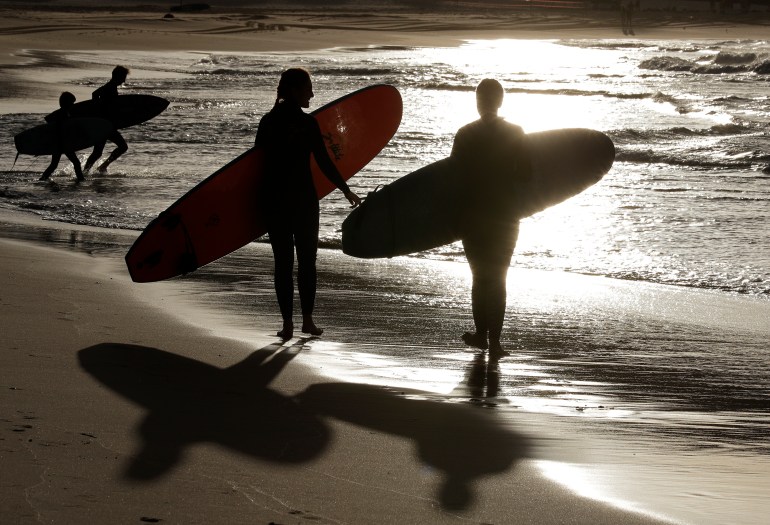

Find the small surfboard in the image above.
[
  {"left": 70, "top": 94, "right": 169, "bottom": 129},
  {"left": 14, "top": 117, "right": 113, "bottom": 156},
  {"left": 125, "top": 84, "right": 403, "bottom": 283},
  {"left": 341, "top": 128, "right": 615, "bottom": 258}
]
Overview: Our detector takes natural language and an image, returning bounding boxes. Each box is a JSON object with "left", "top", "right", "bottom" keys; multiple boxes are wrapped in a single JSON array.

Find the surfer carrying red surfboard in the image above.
[
  {"left": 451, "top": 79, "right": 531, "bottom": 359},
  {"left": 256, "top": 68, "right": 362, "bottom": 340}
]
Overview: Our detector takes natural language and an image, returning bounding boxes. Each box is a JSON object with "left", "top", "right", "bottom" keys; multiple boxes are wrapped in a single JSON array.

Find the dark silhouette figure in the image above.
[
  {"left": 456, "top": 351, "right": 501, "bottom": 401},
  {"left": 79, "top": 341, "right": 529, "bottom": 510},
  {"left": 451, "top": 79, "right": 530, "bottom": 359},
  {"left": 255, "top": 68, "right": 361, "bottom": 340},
  {"left": 78, "top": 340, "right": 328, "bottom": 480},
  {"left": 620, "top": 0, "right": 638, "bottom": 36},
  {"left": 298, "top": 381, "right": 529, "bottom": 510},
  {"left": 84, "top": 65, "right": 129, "bottom": 173},
  {"left": 40, "top": 91, "right": 84, "bottom": 182}
]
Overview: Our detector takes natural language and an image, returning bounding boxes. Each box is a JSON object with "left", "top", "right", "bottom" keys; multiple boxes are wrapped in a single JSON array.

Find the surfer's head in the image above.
[
  {"left": 111, "top": 65, "right": 130, "bottom": 84},
  {"left": 475, "top": 78, "right": 504, "bottom": 118},
  {"left": 276, "top": 68, "right": 314, "bottom": 109},
  {"left": 59, "top": 91, "right": 76, "bottom": 108}
]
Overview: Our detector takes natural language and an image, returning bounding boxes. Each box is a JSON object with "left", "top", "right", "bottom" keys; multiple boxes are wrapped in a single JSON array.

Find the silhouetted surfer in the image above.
[
  {"left": 84, "top": 65, "right": 129, "bottom": 173},
  {"left": 255, "top": 68, "right": 361, "bottom": 340},
  {"left": 40, "top": 91, "right": 84, "bottom": 182},
  {"left": 451, "top": 79, "right": 530, "bottom": 359},
  {"left": 620, "top": 0, "right": 638, "bottom": 36}
]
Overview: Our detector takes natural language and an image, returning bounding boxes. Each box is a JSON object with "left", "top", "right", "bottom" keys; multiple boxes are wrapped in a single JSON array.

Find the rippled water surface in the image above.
[{"left": 1, "top": 39, "right": 769, "bottom": 295}]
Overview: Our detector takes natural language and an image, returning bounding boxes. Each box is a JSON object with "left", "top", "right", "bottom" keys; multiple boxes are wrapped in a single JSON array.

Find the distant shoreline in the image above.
[
  {"left": 1, "top": 2, "right": 769, "bottom": 64},
  {"left": 2, "top": 1, "right": 767, "bottom": 110}
]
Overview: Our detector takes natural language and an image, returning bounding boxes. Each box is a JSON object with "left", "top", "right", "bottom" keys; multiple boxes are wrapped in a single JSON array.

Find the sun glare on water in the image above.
[{"left": 441, "top": 39, "right": 620, "bottom": 131}]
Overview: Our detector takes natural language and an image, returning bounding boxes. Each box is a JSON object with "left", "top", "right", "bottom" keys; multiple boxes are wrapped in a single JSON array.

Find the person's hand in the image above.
[{"left": 345, "top": 190, "right": 362, "bottom": 208}]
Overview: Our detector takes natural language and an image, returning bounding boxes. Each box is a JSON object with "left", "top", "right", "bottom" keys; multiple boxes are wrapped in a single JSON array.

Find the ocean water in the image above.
[{"left": 1, "top": 39, "right": 769, "bottom": 296}]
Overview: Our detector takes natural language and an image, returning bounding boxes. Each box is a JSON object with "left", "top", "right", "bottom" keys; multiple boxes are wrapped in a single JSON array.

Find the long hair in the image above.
[{"left": 275, "top": 68, "right": 311, "bottom": 107}]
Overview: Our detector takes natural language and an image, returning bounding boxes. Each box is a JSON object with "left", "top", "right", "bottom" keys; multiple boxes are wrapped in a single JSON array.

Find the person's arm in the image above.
[
  {"left": 310, "top": 117, "right": 361, "bottom": 207},
  {"left": 92, "top": 84, "right": 105, "bottom": 101},
  {"left": 450, "top": 126, "right": 474, "bottom": 180},
  {"left": 450, "top": 136, "right": 462, "bottom": 158},
  {"left": 44, "top": 109, "right": 60, "bottom": 124},
  {"left": 254, "top": 116, "right": 267, "bottom": 148},
  {"left": 92, "top": 81, "right": 119, "bottom": 101}
]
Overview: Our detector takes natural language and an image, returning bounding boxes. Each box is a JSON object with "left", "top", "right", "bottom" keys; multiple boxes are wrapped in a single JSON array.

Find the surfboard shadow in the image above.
[
  {"left": 78, "top": 340, "right": 329, "bottom": 481},
  {"left": 296, "top": 371, "right": 530, "bottom": 511},
  {"left": 80, "top": 341, "right": 528, "bottom": 510}
]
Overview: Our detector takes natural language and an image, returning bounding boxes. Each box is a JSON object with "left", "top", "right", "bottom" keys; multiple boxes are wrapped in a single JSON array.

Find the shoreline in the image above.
[{"left": 2, "top": 4, "right": 770, "bottom": 64}]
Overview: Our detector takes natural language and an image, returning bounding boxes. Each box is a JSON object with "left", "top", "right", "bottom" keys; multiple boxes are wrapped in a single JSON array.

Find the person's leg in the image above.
[
  {"left": 462, "top": 236, "right": 490, "bottom": 350},
  {"left": 98, "top": 131, "right": 128, "bottom": 171},
  {"left": 65, "top": 151, "right": 84, "bottom": 181},
  {"left": 268, "top": 219, "right": 295, "bottom": 339},
  {"left": 486, "top": 222, "right": 518, "bottom": 357},
  {"left": 463, "top": 221, "right": 518, "bottom": 357},
  {"left": 485, "top": 265, "right": 508, "bottom": 349},
  {"left": 84, "top": 141, "right": 105, "bottom": 173},
  {"left": 295, "top": 204, "right": 322, "bottom": 335},
  {"left": 40, "top": 153, "right": 61, "bottom": 180}
]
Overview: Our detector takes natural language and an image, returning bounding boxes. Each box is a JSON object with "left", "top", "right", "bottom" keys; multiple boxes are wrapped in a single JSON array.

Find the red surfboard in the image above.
[{"left": 126, "top": 84, "right": 402, "bottom": 283}]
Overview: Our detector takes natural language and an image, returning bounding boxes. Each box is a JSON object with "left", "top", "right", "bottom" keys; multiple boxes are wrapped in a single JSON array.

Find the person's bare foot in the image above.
[
  {"left": 488, "top": 340, "right": 510, "bottom": 360},
  {"left": 277, "top": 322, "right": 293, "bottom": 340},
  {"left": 301, "top": 315, "right": 323, "bottom": 336},
  {"left": 462, "top": 331, "right": 488, "bottom": 350},
  {"left": 301, "top": 323, "right": 323, "bottom": 336}
]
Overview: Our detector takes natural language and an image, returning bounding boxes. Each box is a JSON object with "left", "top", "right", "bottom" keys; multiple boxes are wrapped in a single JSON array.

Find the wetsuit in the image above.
[
  {"left": 255, "top": 101, "right": 350, "bottom": 322},
  {"left": 41, "top": 106, "right": 83, "bottom": 181},
  {"left": 450, "top": 116, "right": 530, "bottom": 342},
  {"left": 85, "top": 79, "right": 127, "bottom": 170}
]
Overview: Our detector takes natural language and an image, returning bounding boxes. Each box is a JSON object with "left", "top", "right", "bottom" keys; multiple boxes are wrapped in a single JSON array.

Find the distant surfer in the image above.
[
  {"left": 620, "top": 0, "right": 638, "bottom": 36},
  {"left": 40, "top": 91, "right": 85, "bottom": 182},
  {"left": 451, "top": 79, "right": 530, "bottom": 359},
  {"left": 255, "top": 68, "right": 362, "bottom": 340},
  {"left": 84, "top": 65, "right": 130, "bottom": 173}
]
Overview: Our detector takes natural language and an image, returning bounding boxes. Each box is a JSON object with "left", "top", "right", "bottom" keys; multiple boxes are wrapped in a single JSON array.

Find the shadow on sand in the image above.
[
  {"left": 78, "top": 339, "right": 327, "bottom": 480},
  {"left": 78, "top": 342, "right": 529, "bottom": 510}
]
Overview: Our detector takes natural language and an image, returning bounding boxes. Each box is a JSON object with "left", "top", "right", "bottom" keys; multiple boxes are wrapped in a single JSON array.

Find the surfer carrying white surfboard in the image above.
[
  {"left": 40, "top": 91, "right": 85, "bottom": 182},
  {"left": 84, "top": 65, "right": 130, "bottom": 173},
  {"left": 451, "top": 78, "right": 531, "bottom": 359},
  {"left": 255, "top": 68, "right": 362, "bottom": 340}
]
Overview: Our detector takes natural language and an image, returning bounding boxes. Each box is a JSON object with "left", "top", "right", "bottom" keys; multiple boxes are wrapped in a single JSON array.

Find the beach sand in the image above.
[
  {"left": 3, "top": 212, "right": 770, "bottom": 524},
  {"left": 0, "top": 206, "right": 770, "bottom": 524},
  {"left": 1, "top": 213, "right": 683, "bottom": 524},
  {"left": 2, "top": 3, "right": 770, "bottom": 524}
]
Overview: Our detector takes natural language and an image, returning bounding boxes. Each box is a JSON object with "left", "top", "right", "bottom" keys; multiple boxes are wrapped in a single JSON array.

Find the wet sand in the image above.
[
  {"left": 0, "top": 210, "right": 683, "bottom": 524},
  {"left": 2, "top": 210, "right": 769, "bottom": 524}
]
